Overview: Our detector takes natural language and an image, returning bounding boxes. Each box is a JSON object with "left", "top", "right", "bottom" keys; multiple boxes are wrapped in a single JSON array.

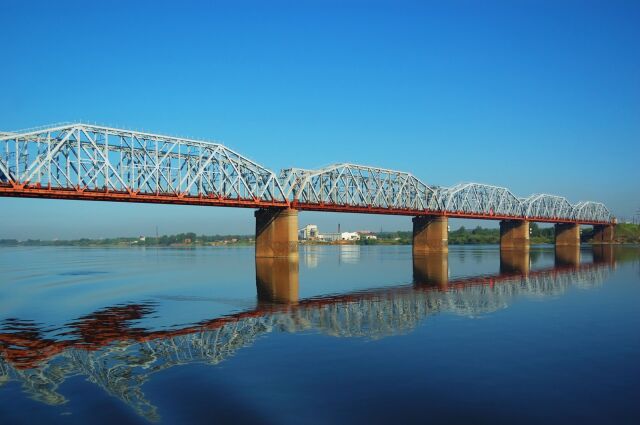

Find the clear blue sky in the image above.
[{"left": 1, "top": 0, "right": 638, "bottom": 239}]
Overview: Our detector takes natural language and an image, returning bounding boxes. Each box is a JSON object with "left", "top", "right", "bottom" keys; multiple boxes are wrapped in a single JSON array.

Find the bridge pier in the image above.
[
  {"left": 555, "top": 223, "right": 580, "bottom": 246},
  {"left": 255, "top": 208, "right": 299, "bottom": 258},
  {"left": 412, "top": 216, "right": 448, "bottom": 255},
  {"left": 413, "top": 253, "right": 448, "bottom": 289},
  {"left": 592, "top": 224, "right": 615, "bottom": 244},
  {"left": 256, "top": 257, "right": 299, "bottom": 304},
  {"left": 499, "top": 220, "right": 530, "bottom": 251},
  {"left": 500, "top": 249, "right": 530, "bottom": 275}
]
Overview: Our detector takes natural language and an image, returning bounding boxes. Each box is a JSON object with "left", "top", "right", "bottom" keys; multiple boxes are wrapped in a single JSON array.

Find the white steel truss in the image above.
[
  {"left": 573, "top": 202, "right": 613, "bottom": 223},
  {"left": 521, "top": 194, "right": 575, "bottom": 221},
  {"left": 0, "top": 123, "right": 615, "bottom": 223},
  {"left": 279, "top": 163, "right": 440, "bottom": 211},
  {"left": 435, "top": 183, "right": 523, "bottom": 217},
  {"left": 0, "top": 123, "right": 286, "bottom": 203}
]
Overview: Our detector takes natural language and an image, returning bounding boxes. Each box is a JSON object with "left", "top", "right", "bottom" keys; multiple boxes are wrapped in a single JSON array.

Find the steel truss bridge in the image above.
[
  {"left": 0, "top": 261, "right": 611, "bottom": 422},
  {"left": 0, "top": 123, "right": 613, "bottom": 224}
]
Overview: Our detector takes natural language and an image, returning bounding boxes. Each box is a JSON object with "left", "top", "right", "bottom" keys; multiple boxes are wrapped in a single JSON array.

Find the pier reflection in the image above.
[
  {"left": 592, "top": 244, "right": 615, "bottom": 265},
  {"left": 413, "top": 253, "right": 449, "bottom": 288},
  {"left": 500, "top": 249, "right": 531, "bottom": 275},
  {"left": 0, "top": 246, "right": 624, "bottom": 422},
  {"left": 256, "top": 257, "right": 299, "bottom": 304},
  {"left": 555, "top": 245, "right": 581, "bottom": 267}
]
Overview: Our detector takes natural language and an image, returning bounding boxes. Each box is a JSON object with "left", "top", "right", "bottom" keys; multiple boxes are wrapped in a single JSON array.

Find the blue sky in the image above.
[{"left": 1, "top": 0, "right": 638, "bottom": 239}]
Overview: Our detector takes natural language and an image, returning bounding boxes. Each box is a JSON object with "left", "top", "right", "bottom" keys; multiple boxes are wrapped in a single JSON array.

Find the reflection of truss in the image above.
[
  {"left": 0, "top": 262, "right": 610, "bottom": 421},
  {"left": 1, "top": 123, "right": 613, "bottom": 223}
]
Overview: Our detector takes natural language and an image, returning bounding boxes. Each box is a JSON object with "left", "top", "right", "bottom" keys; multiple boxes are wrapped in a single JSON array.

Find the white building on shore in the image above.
[
  {"left": 301, "top": 225, "right": 378, "bottom": 242},
  {"left": 318, "top": 232, "right": 341, "bottom": 242},
  {"left": 299, "top": 224, "right": 319, "bottom": 240},
  {"left": 340, "top": 232, "right": 360, "bottom": 241}
]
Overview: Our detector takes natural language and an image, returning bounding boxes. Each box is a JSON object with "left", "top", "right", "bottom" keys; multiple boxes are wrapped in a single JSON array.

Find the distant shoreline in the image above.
[
  {"left": 0, "top": 241, "right": 636, "bottom": 248},
  {"left": 2, "top": 223, "right": 638, "bottom": 247}
]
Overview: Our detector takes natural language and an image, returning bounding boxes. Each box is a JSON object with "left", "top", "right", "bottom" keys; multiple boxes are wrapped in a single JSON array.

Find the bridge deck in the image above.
[{"left": 0, "top": 183, "right": 612, "bottom": 225}]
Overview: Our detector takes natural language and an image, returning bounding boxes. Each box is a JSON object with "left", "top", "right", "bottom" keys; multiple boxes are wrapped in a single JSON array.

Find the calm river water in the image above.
[{"left": 0, "top": 245, "right": 639, "bottom": 424}]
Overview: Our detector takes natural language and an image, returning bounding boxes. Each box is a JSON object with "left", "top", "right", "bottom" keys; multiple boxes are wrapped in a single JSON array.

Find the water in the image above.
[{"left": 0, "top": 244, "right": 639, "bottom": 424}]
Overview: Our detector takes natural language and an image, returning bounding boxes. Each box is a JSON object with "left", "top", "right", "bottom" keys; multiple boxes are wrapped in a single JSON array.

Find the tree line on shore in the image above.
[{"left": 1, "top": 223, "right": 638, "bottom": 247}]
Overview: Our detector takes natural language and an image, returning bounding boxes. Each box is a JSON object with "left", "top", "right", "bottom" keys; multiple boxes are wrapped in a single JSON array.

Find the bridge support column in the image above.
[
  {"left": 256, "top": 257, "right": 299, "bottom": 304},
  {"left": 555, "top": 223, "right": 580, "bottom": 246},
  {"left": 592, "top": 224, "right": 615, "bottom": 244},
  {"left": 500, "top": 220, "right": 530, "bottom": 251},
  {"left": 255, "top": 208, "right": 299, "bottom": 258},
  {"left": 500, "top": 249, "right": 530, "bottom": 276},
  {"left": 413, "top": 253, "right": 448, "bottom": 289},
  {"left": 412, "top": 216, "right": 448, "bottom": 255}
]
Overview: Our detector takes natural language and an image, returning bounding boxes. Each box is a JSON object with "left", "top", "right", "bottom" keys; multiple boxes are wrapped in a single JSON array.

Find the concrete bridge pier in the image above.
[
  {"left": 413, "top": 253, "right": 449, "bottom": 289},
  {"left": 555, "top": 223, "right": 580, "bottom": 246},
  {"left": 412, "top": 216, "right": 448, "bottom": 255},
  {"left": 255, "top": 208, "right": 299, "bottom": 258},
  {"left": 554, "top": 223, "right": 581, "bottom": 267},
  {"left": 500, "top": 249, "right": 530, "bottom": 275},
  {"left": 256, "top": 257, "right": 299, "bottom": 304},
  {"left": 592, "top": 224, "right": 615, "bottom": 244},
  {"left": 500, "top": 220, "right": 530, "bottom": 251}
]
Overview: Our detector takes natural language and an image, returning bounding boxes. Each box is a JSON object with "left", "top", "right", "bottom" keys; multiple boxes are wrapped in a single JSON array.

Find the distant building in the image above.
[
  {"left": 364, "top": 235, "right": 377, "bottom": 240},
  {"left": 299, "top": 224, "right": 319, "bottom": 240},
  {"left": 318, "top": 232, "right": 341, "bottom": 242},
  {"left": 341, "top": 232, "right": 360, "bottom": 241}
]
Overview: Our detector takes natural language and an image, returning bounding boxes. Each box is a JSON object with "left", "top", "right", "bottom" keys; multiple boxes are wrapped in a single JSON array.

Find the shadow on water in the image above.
[{"left": 0, "top": 245, "right": 634, "bottom": 422}]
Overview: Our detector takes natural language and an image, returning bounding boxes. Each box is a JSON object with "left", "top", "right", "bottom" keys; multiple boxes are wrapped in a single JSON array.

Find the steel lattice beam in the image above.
[
  {"left": 280, "top": 163, "right": 440, "bottom": 213},
  {"left": 0, "top": 123, "right": 615, "bottom": 224},
  {"left": 573, "top": 201, "right": 613, "bottom": 223},
  {"left": 436, "top": 183, "right": 523, "bottom": 217},
  {"left": 522, "top": 194, "right": 574, "bottom": 221},
  {"left": 0, "top": 123, "right": 288, "bottom": 208}
]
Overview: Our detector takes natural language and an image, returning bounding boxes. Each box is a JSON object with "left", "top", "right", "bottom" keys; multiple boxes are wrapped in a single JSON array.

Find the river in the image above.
[{"left": 0, "top": 245, "right": 639, "bottom": 424}]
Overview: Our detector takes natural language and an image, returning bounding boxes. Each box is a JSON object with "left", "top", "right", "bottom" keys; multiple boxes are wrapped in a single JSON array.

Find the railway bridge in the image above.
[{"left": 0, "top": 123, "right": 616, "bottom": 257}]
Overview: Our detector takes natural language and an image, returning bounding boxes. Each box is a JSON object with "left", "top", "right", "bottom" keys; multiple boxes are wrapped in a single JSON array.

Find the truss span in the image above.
[
  {"left": 573, "top": 202, "right": 613, "bottom": 223},
  {"left": 435, "top": 183, "right": 523, "bottom": 219},
  {"left": 280, "top": 163, "right": 440, "bottom": 214},
  {"left": 521, "top": 194, "right": 575, "bottom": 221},
  {"left": 0, "top": 123, "right": 288, "bottom": 208}
]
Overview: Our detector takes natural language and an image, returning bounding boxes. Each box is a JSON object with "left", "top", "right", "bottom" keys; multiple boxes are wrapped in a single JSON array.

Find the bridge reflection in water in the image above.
[{"left": 0, "top": 247, "right": 619, "bottom": 422}]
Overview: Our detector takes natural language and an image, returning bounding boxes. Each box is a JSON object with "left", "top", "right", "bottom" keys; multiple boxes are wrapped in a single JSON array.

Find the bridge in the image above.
[
  {"left": 0, "top": 123, "right": 616, "bottom": 257},
  {"left": 0, "top": 250, "right": 616, "bottom": 422}
]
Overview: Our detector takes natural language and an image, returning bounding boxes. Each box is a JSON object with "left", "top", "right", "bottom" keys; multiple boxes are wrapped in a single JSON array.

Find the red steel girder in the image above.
[{"left": 0, "top": 185, "right": 613, "bottom": 225}]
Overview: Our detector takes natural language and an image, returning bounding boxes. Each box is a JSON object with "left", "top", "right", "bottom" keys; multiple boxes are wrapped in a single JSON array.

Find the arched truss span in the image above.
[
  {"left": 436, "top": 183, "right": 523, "bottom": 217},
  {"left": 0, "top": 123, "right": 287, "bottom": 205},
  {"left": 280, "top": 163, "right": 440, "bottom": 212},
  {"left": 573, "top": 201, "right": 613, "bottom": 223},
  {"left": 521, "top": 194, "right": 574, "bottom": 220}
]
